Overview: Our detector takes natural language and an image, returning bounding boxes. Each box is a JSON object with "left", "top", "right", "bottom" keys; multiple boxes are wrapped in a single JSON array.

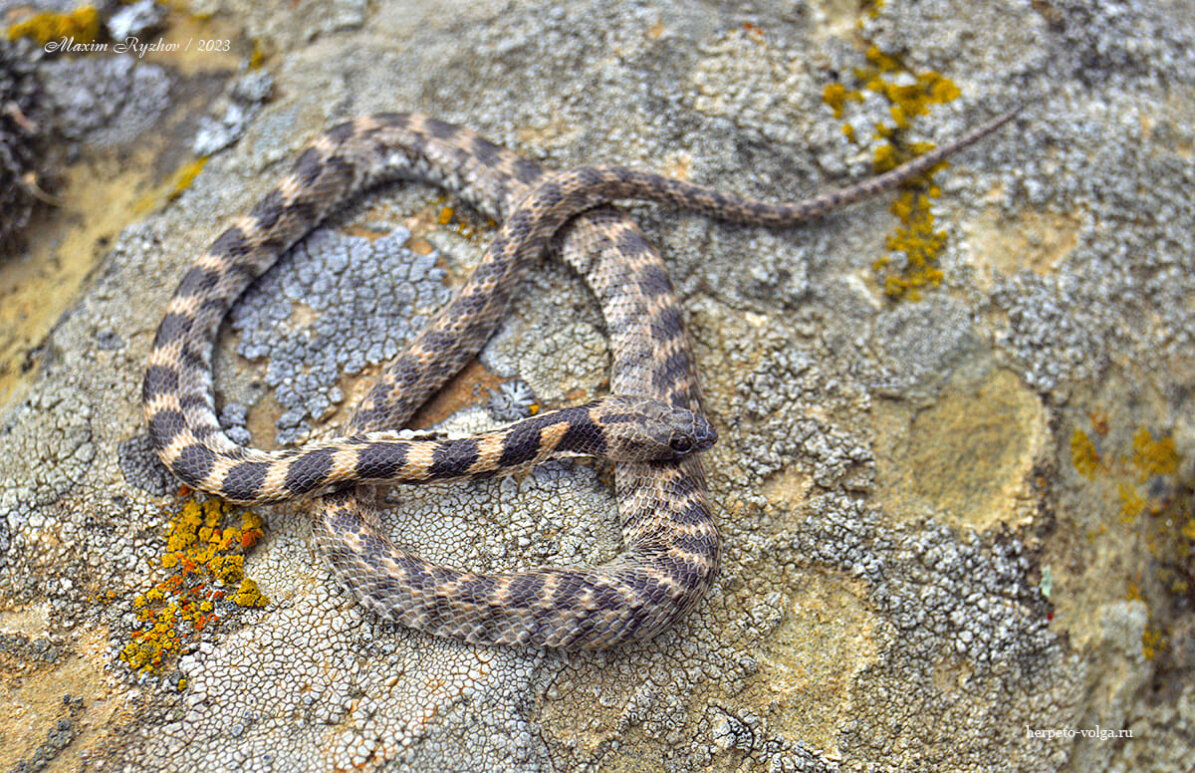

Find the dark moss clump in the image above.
[{"left": 0, "top": 38, "right": 51, "bottom": 253}]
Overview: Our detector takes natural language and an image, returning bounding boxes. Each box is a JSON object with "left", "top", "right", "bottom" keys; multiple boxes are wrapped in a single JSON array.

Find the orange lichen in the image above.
[
  {"left": 740, "top": 22, "right": 765, "bottom": 43},
  {"left": 120, "top": 499, "right": 269, "bottom": 676},
  {"left": 428, "top": 195, "right": 495, "bottom": 239}
]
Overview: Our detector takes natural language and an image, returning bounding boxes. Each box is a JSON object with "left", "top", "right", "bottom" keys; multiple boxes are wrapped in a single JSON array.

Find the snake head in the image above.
[{"left": 594, "top": 395, "right": 717, "bottom": 462}]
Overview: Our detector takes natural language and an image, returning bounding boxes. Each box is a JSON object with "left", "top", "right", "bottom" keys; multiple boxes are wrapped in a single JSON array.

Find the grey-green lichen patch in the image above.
[
  {"left": 786, "top": 495, "right": 1054, "bottom": 674},
  {"left": 227, "top": 224, "right": 453, "bottom": 443},
  {"left": 990, "top": 271, "right": 1109, "bottom": 395},
  {"left": 192, "top": 70, "right": 275, "bottom": 157},
  {"left": 767, "top": 495, "right": 1070, "bottom": 766},
  {"left": 2, "top": 0, "right": 1193, "bottom": 770},
  {"left": 40, "top": 54, "right": 172, "bottom": 148}
]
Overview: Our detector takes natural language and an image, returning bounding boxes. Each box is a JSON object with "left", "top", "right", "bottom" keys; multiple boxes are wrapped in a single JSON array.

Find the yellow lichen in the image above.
[
  {"left": 861, "top": 0, "right": 886, "bottom": 20},
  {"left": 1085, "top": 422, "right": 1191, "bottom": 663},
  {"left": 1118, "top": 482, "right": 1146, "bottom": 522},
  {"left": 233, "top": 578, "right": 269, "bottom": 608},
  {"left": 1142, "top": 626, "right": 1167, "bottom": 660},
  {"left": 821, "top": 44, "right": 965, "bottom": 300},
  {"left": 133, "top": 157, "right": 212, "bottom": 216},
  {"left": 167, "top": 157, "right": 209, "bottom": 202},
  {"left": 1070, "top": 429, "right": 1101, "bottom": 480},
  {"left": 1131, "top": 427, "right": 1181, "bottom": 481},
  {"left": 248, "top": 38, "right": 266, "bottom": 70},
  {"left": 822, "top": 83, "right": 862, "bottom": 120},
  {"left": 6, "top": 6, "right": 100, "bottom": 44},
  {"left": 120, "top": 497, "right": 269, "bottom": 676},
  {"left": 1181, "top": 518, "right": 1195, "bottom": 542}
]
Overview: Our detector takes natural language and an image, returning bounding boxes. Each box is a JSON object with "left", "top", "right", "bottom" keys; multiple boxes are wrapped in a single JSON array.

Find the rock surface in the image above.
[{"left": 1, "top": 0, "right": 1193, "bottom": 771}]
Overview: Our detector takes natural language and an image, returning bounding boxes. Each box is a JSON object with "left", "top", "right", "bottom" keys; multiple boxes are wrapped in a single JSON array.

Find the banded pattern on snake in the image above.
[{"left": 143, "top": 109, "right": 1017, "bottom": 649}]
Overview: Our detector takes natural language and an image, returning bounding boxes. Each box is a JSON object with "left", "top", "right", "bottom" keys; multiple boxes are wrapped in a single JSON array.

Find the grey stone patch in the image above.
[
  {"left": 227, "top": 224, "right": 452, "bottom": 444},
  {"left": 870, "top": 296, "right": 979, "bottom": 397},
  {"left": 991, "top": 271, "right": 1107, "bottom": 395},
  {"left": 41, "top": 55, "right": 172, "bottom": 147},
  {"left": 107, "top": 0, "right": 167, "bottom": 41},
  {"left": 0, "top": 383, "right": 95, "bottom": 534},
  {"left": 5, "top": 0, "right": 1193, "bottom": 769},
  {"left": 94, "top": 329, "right": 124, "bottom": 350},
  {"left": 117, "top": 434, "right": 176, "bottom": 497},
  {"left": 193, "top": 70, "right": 275, "bottom": 156},
  {"left": 787, "top": 494, "right": 1054, "bottom": 674}
]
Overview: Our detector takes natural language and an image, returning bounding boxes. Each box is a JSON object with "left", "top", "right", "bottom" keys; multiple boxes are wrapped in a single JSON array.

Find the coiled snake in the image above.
[{"left": 143, "top": 109, "right": 1016, "bottom": 649}]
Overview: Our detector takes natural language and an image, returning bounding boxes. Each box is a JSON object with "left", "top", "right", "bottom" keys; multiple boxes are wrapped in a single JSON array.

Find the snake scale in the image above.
[{"left": 143, "top": 109, "right": 1017, "bottom": 649}]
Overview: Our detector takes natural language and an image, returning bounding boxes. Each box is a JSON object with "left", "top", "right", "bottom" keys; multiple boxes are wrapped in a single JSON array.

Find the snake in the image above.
[{"left": 142, "top": 108, "right": 1018, "bottom": 649}]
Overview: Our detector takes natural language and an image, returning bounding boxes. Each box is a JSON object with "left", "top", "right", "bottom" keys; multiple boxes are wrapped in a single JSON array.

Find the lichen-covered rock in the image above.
[{"left": 1, "top": 0, "right": 1193, "bottom": 771}]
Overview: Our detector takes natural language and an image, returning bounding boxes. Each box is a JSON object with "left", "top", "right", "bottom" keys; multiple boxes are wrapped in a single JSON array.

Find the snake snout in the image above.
[{"left": 691, "top": 415, "right": 718, "bottom": 452}]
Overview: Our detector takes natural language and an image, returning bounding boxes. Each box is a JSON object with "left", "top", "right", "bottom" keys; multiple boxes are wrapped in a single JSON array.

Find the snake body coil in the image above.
[{"left": 144, "top": 110, "right": 1016, "bottom": 649}]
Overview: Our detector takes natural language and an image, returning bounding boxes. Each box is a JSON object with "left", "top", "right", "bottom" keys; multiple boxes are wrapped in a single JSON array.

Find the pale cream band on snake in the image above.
[{"left": 143, "top": 108, "right": 1018, "bottom": 649}]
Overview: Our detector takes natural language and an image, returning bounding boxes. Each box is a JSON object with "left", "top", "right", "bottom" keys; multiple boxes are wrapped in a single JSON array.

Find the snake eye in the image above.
[{"left": 669, "top": 436, "right": 693, "bottom": 454}]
